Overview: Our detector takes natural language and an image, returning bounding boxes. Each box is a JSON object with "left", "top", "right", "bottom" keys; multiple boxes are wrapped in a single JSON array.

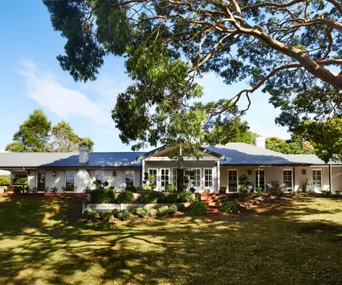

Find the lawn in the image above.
[{"left": 0, "top": 196, "right": 341, "bottom": 285}]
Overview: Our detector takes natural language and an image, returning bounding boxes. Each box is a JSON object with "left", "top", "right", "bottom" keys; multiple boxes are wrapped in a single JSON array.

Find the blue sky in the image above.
[{"left": 0, "top": 0, "right": 290, "bottom": 154}]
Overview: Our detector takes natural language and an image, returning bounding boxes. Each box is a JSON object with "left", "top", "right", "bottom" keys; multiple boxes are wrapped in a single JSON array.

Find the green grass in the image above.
[{"left": 0, "top": 196, "right": 342, "bottom": 284}]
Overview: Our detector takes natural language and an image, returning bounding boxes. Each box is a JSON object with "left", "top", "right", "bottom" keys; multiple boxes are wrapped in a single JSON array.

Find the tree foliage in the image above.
[
  {"left": 6, "top": 109, "right": 94, "bottom": 152},
  {"left": 265, "top": 137, "right": 314, "bottom": 155},
  {"left": 0, "top": 175, "right": 9, "bottom": 186},
  {"left": 43, "top": 0, "right": 342, "bottom": 159}
]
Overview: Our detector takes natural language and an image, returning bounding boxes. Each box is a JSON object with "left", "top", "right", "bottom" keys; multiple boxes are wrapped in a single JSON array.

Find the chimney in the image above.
[
  {"left": 79, "top": 146, "right": 89, "bottom": 164},
  {"left": 254, "top": 137, "right": 265, "bottom": 148}
]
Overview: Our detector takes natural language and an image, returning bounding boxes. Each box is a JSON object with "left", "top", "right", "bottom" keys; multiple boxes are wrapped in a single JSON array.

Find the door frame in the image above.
[{"left": 191, "top": 168, "right": 202, "bottom": 192}]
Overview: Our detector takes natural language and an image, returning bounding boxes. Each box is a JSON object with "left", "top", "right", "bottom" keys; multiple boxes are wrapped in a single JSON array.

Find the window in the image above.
[
  {"left": 66, "top": 171, "right": 75, "bottom": 189},
  {"left": 95, "top": 170, "right": 104, "bottom": 182},
  {"left": 160, "top": 168, "right": 170, "bottom": 187},
  {"left": 192, "top": 168, "right": 201, "bottom": 187},
  {"left": 148, "top": 169, "right": 157, "bottom": 184},
  {"left": 312, "top": 169, "right": 322, "bottom": 191},
  {"left": 37, "top": 171, "right": 46, "bottom": 192},
  {"left": 204, "top": 169, "right": 213, "bottom": 187},
  {"left": 125, "top": 171, "right": 135, "bottom": 186},
  {"left": 283, "top": 170, "right": 293, "bottom": 188}
]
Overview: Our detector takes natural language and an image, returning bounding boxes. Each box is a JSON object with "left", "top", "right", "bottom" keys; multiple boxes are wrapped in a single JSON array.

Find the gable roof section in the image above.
[
  {"left": 137, "top": 145, "right": 225, "bottom": 161},
  {"left": 0, "top": 152, "right": 145, "bottom": 169},
  {"left": 209, "top": 143, "right": 312, "bottom": 166}
]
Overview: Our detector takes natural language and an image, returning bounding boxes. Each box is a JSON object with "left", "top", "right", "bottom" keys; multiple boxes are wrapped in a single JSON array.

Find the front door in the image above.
[
  {"left": 228, "top": 170, "right": 238, "bottom": 192},
  {"left": 37, "top": 171, "right": 46, "bottom": 192},
  {"left": 191, "top": 168, "right": 202, "bottom": 192},
  {"left": 255, "top": 170, "right": 265, "bottom": 190}
]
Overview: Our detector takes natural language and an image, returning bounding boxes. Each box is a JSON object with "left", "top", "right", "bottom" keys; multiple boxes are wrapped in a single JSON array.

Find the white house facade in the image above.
[{"left": 1, "top": 140, "right": 342, "bottom": 194}]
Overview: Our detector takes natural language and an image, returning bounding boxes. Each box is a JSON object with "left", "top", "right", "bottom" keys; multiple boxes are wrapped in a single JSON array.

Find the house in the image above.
[{"left": 0, "top": 139, "right": 341, "bottom": 194}]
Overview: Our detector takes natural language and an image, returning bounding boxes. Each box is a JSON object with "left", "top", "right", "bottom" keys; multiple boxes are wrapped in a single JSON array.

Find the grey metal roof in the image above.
[
  {"left": 209, "top": 143, "right": 312, "bottom": 166},
  {"left": 0, "top": 152, "right": 144, "bottom": 168},
  {"left": 286, "top": 154, "right": 342, "bottom": 165}
]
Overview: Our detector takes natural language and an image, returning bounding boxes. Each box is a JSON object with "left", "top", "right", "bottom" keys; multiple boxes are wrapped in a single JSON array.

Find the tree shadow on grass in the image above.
[{"left": 1, "top": 196, "right": 342, "bottom": 284}]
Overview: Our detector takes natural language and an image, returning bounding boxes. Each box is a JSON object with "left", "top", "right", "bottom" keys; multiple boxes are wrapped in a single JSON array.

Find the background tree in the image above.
[
  {"left": 6, "top": 109, "right": 51, "bottom": 152},
  {"left": 6, "top": 110, "right": 94, "bottom": 152},
  {"left": 43, "top": 0, "right": 342, "bottom": 160},
  {"left": 0, "top": 175, "right": 9, "bottom": 186},
  {"left": 265, "top": 137, "right": 314, "bottom": 154},
  {"left": 46, "top": 121, "right": 94, "bottom": 152}
]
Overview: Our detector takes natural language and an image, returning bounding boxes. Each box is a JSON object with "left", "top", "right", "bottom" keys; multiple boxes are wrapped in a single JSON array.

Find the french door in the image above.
[
  {"left": 228, "top": 170, "right": 238, "bottom": 192},
  {"left": 255, "top": 170, "right": 265, "bottom": 190}
]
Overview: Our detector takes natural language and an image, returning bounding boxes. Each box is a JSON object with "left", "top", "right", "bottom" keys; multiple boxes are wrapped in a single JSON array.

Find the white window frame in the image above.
[
  {"left": 282, "top": 169, "right": 293, "bottom": 188},
  {"left": 255, "top": 169, "right": 266, "bottom": 190},
  {"left": 65, "top": 170, "right": 75, "bottom": 187},
  {"left": 191, "top": 168, "right": 202, "bottom": 188},
  {"left": 204, "top": 168, "right": 213, "bottom": 188},
  {"left": 160, "top": 168, "right": 170, "bottom": 189},
  {"left": 94, "top": 170, "right": 104, "bottom": 182},
  {"left": 312, "top": 169, "right": 322, "bottom": 191},
  {"left": 227, "top": 169, "right": 239, "bottom": 192},
  {"left": 148, "top": 168, "right": 158, "bottom": 184},
  {"left": 125, "top": 170, "right": 135, "bottom": 186}
]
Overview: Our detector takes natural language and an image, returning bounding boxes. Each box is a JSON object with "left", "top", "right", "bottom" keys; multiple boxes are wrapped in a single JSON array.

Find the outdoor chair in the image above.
[{"left": 116, "top": 183, "right": 127, "bottom": 192}]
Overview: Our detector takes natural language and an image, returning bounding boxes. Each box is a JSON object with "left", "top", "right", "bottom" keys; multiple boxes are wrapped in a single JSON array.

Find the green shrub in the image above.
[
  {"left": 116, "top": 191, "right": 135, "bottom": 203},
  {"left": 149, "top": 208, "right": 158, "bottom": 216},
  {"left": 89, "top": 189, "right": 116, "bottom": 203},
  {"left": 219, "top": 187, "right": 227, "bottom": 194},
  {"left": 135, "top": 191, "right": 163, "bottom": 204},
  {"left": 125, "top": 185, "right": 137, "bottom": 192},
  {"left": 129, "top": 207, "right": 138, "bottom": 214},
  {"left": 178, "top": 192, "right": 196, "bottom": 202},
  {"left": 101, "top": 212, "right": 114, "bottom": 222},
  {"left": 136, "top": 207, "right": 150, "bottom": 218},
  {"left": 176, "top": 203, "right": 186, "bottom": 211},
  {"left": 85, "top": 187, "right": 91, "bottom": 193},
  {"left": 157, "top": 206, "right": 170, "bottom": 217},
  {"left": 188, "top": 201, "right": 207, "bottom": 217},
  {"left": 111, "top": 209, "right": 120, "bottom": 217},
  {"left": 256, "top": 187, "right": 263, "bottom": 196},
  {"left": 136, "top": 186, "right": 144, "bottom": 191},
  {"left": 118, "top": 210, "right": 133, "bottom": 221},
  {"left": 220, "top": 200, "right": 240, "bottom": 214},
  {"left": 168, "top": 204, "right": 178, "bottom": 215},
  {"left": 189, "top": 187, "right": 196, "bottom": 193},
  {"left": 166, "top": 184, "right": 176, "bottom": 192},
  {"left": 84, "top": 209, "right": 100, "bottom": 220},
  {"left": 159, "top": 193, "right": 179, "bottom": 203}
]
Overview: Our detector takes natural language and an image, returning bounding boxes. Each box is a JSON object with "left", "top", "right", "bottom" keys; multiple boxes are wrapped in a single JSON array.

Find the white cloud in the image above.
[{"left": 18, "top": 60, "right": 113, "bottom": 125}]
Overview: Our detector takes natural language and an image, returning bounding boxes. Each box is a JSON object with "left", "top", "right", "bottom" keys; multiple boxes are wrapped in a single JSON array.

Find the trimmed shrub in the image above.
[
  {"left": 176, "top": 203, "right": 186, "bottom": 212},
  {"left": 84, "top": 209, "right": 100, "bottom": 220},
  {"left": 168, "top": 204, "right": 178, "bottom": 215},
  {"left": 135, "top": 191, "right": 163, "bottom": 204},
  {"left": 157, "top": 206, "right": 169, "bottom": 217},
  {"left": 89, "top": 189, "right": 116, "bottom": 203},
  {"left": 159, "top": 193, "right": 179, "bottom": 203},
  {"left": 219, "top": 200, "right": 240, "bottom": 214},
  {"left": 136, "top": 186, "right": 144, "bottom": 191},
  {"left": 178, "top": 192, "right": 196, "bottom": 203},
  {"left": 101, "top": 212, "right": 114, "bottom": 222},
  {"left": 116, "top": 191, "right": 135, "bottom": 203},
  {"left": 111, "top": 209, "right": 120, "bottom": 218},
  {"left": 118, "top": 210, "right": 133, "bottom": 221},
  {"left": 125, "top": 185, "right": 137, "bottom": 192},
  {"left": 149, "top": 208, "right": 158, "bottom": 216},
  {"left": 136, "top": 207, "right": 150, "bottom": 218},
  {"left": 129, "top": 207, "right": 138, "bottom": 214},
  {"left": 166, "top": 184, "right": 176, "bottom": 192},
  {"left": 188, "top": 201, "right": 207, "bottom": 217}
]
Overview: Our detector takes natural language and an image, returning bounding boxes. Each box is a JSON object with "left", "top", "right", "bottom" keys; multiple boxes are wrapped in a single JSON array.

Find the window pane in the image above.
[
  {"left": 283, "top": 170, "right": 292, "bottom": 187},
  {"left": 192, "top": 169, "right": 201, "bottom": 187},
  {"left": 66, "top": 171, "right": 75, "bottom": 189},
  {"left": 148, "top": 169, "right": 157, "bottom": 183},
  {"left": 160, "top": 169, "right": 169, "bottom": 187}
]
